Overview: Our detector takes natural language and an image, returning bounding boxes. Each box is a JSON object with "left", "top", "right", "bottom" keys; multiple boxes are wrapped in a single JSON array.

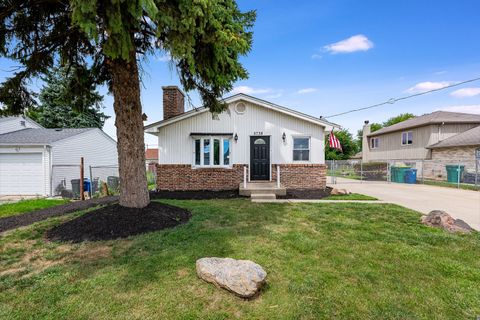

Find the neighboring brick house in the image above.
[{"left": 145, "top": 86, "right": 337, "bottom": 195}]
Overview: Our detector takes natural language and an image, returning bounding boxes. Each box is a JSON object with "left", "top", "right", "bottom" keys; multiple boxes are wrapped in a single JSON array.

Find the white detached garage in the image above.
[{"left": 0, "top": 127, "right": 117, "bottom": 196}]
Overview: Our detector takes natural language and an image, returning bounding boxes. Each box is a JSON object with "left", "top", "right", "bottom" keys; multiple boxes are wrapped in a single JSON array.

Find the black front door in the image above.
[{"left": 250, "top": 136, "right": 270, "bottom": 180}]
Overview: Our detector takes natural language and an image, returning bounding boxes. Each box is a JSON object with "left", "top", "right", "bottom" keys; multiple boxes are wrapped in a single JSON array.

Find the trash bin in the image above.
[
  {"left": 404, "top": 169, "right": 417, "bottom": 184},
  {"left": 390, "top": 166, "right": 397, "bottom": 182},
  {"left": 446, "top": 165, "right": 465, "bottom": 183},
  {"left": 391, "top": 166, "right": 410, "bottom": 183},
  {"left": 83, "top": 178, "right": 91, "bottom": 194},
  {"left": 92, "top": 177, "right": 100, "bottom": 194},
  {"left": 71, "top": 179, "right": 80, "bottom": 199}
]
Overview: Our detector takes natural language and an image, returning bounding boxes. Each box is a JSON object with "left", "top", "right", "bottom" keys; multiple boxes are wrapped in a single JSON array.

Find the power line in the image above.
[{"left": 324, "top": 76, "right": 480, "bottom": 118}]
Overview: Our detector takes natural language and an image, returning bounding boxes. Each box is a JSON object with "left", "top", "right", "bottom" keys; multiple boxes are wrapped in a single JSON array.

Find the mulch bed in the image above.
[
  {"left": 277, "top": 187, "right": 333, "bottom": 200},
  {"left": 0, "top": 196, "right": 118, "bottom": 233},
  {"left": 150, "top": 190, "right": 244, "bottom": 200},
  {"left": 46, "top": 202, "right": 191, "bottom": 243}
]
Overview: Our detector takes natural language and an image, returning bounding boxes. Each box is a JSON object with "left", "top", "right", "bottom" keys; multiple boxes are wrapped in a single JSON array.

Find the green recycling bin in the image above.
[
  {"left": 390, "top": 166, "right": 410, "bottom": 183},
  {"left": 445, "top": 165, "right": 465, "bottom": 183}
]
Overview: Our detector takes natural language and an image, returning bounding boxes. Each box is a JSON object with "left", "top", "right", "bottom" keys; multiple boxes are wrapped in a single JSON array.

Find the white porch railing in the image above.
[{"left": 276, "top": 165, "right": 280, "bottom": 188}]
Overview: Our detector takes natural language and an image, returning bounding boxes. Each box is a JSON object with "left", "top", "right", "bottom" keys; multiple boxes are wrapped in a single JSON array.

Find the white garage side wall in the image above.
[
  {"left": 0, "top": 117, "right": 42, "bottom": 134},
  {"left": 0, "top": 146, "right": 51, "bottom": 196},
  {"left": 51, "top": 129, "right": 118, "bottom": 194},
  {"left": 157, "top": 101, "right": 325, "bottom": 165}
]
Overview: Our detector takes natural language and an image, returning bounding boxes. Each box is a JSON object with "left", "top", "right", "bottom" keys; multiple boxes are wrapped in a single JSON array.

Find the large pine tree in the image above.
[
  {"left": 0, "top": 0, "right": 255, "bottom": 208},
  {"left": 30, "top": 65, "right": 109, "bottom": 129}
]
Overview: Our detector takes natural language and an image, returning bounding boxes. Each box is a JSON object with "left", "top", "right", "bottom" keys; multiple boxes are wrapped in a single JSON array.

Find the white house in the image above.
[
  {"left": 0, "top": 117, "right": 118, "bottom": 197},
  {"left": 145, "top": 86, "right": 336, "bottom": 195}
]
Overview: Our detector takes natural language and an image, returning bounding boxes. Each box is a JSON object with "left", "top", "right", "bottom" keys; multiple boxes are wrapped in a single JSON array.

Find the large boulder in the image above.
[
  {"left": 421, "top": 210, "right": 475, "bottom": 233},
  {"left": 196, "top": 257, "right": 267, "bottom": 298},
  {"left": 330, "top": 188, "right": 350, "bottom": 196}
]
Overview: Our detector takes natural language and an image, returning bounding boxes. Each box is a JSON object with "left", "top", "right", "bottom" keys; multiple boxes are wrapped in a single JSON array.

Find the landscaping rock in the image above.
[
  {"left": 196, "top": 257, "right": 267, "bottom": 298},
  {"left": 330, "top": 188, "right": 350, "bottom": 195},
  {"left": 421, "top": 210, "right": 475, "bottom": 233}
]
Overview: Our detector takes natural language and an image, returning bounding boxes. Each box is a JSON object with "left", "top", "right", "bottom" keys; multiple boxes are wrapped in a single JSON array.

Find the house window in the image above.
[
  {"left": 193, "top": 136, "right": 231, "bottom": 167},
  {"left": 401, "top": 131, "right": 413, "bottom": 145},
  {"left": 370, "top": 137, "right": 379, "bottom": 149},
  {"left": 293, "top": 137, "right": 310, "bottom": 161}
]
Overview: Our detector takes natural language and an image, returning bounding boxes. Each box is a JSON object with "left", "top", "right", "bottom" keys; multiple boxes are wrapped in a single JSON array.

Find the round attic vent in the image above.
[{"left": 235, "top": 102, "right": 246, "bottom": 114}]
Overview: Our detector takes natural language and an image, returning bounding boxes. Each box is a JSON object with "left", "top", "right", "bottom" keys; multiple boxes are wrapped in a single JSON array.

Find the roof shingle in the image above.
[
  {"left": 0, "top": 128, "right": 94, "bottom": 145},
  {"left": 368, "top": 111, "right": 480, "bottom": 136}
]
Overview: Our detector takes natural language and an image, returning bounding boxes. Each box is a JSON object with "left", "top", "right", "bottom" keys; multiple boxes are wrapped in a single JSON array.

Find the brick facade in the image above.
[
  {"left": 422, "top": 146, "right": 479, "bottom": 179},
  {"left": 156, "top": 163, "right": 327, "bottom": 191},
  {"left": 162, "top": 86, "right": 185, "bottom": 120},
  {"left": 156, "top": 164, "right": 244, "bottom": 191},
  {"left": 272, "top": 164, "right": 327, "bottom": 189}
]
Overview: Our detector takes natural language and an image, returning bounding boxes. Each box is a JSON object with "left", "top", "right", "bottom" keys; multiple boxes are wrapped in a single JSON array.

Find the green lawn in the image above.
[
  {"left": 0, "top": 198, "right": 69, "bottom": 219},
  {"left": 324, "top": 193, "right": 377, "bottom": 200},
  {"left": 1, "top": 200, "right": 479, "bottom": 319}
]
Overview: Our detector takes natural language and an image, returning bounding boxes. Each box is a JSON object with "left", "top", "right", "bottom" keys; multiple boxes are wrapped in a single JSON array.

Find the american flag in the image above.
[{"left": 329, "top": 132, "right": 342, "bottom": 151}]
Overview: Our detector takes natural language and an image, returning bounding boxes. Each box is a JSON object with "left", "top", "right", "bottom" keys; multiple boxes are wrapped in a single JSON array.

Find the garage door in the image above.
[{"left": 0, "top": 153, "right": 44, "bottom": 195}]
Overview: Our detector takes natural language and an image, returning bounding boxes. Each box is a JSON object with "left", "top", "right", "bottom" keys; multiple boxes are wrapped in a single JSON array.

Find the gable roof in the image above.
[
  {"left": 368, "top": 111, "right": 480, "bottom": 136},
  {"left": 0, "top": 115, "right": 43, "bottom": 130},
  {"left": 427, "top": 125, "right": 480, "bottom": 149},
  {"left": 145, "top": 93, "right": 339, "bottom": 132},
  {"left": 0, "top": 128, "right": 95, "bottom": 145}
]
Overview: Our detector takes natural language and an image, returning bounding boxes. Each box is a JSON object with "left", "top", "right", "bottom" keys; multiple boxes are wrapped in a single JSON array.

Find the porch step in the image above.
[
  {"left": 250, "top": 193, "right": 276, "bottom": 200},
  {"left": 238, "top": 182, "right": 286, "bottom": 197}
]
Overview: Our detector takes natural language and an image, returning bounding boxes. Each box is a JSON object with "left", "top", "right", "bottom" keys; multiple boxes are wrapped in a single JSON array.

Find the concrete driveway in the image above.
[{"left": 328, "top": 177, "right": 480, "bottom": 230}]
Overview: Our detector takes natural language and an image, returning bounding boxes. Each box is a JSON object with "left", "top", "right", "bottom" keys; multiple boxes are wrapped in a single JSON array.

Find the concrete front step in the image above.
[
  {"left": 239, "top": 182, "right": 286, "bottom": 197},
  {"left": 250, "top": 193, "right": 276, "bottom": 200}
]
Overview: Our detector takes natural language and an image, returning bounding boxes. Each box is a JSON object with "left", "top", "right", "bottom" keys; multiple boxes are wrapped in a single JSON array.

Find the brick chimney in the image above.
[{"left": 162, "top": 86, "right": 185, "bottom": 120}]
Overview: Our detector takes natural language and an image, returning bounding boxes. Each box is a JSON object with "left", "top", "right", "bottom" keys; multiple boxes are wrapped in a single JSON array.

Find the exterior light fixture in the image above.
[
  {"left": 234, "top": 133, "right": 238, "bottom": 142},
  {"left": 282, "top": 132, "right": 286, "bottom": 142}
]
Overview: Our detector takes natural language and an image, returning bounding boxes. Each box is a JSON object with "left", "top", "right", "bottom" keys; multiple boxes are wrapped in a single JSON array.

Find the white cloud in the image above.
[
  {"left": 323, "top": 34, "right": 374, "bottom": 54},
  {"left": 311, "top": 53, "right": 322, "bottom": 59},
  {"left": 230, "top": 86, "right": 273, "bottom": 95},
  {"left": 297, "top": 88, "right": 318, "bottom": 94},
  {"left": 450, "top": 87, "right": 480, "bottom": 98},
  {"left": 405, "top": 81, "right": 452, "bottom": 94},
  {"left": 433, "top": 70, "right": 447, "bottom": 75},
  {"left": 265, "top": 92, "right": 283, "bottom": 99},
  {"left": 437, "top": 105, "right": 480, "bottom": 114}
]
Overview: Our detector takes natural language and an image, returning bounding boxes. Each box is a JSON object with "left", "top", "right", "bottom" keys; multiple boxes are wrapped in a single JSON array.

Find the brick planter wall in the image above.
[
  {"left": 272, "top": 164, "right": 326, "bottom": 189},
  {"left": 156, "top": 164, "right": 245, "bottom": 191},
  {"left": 156, "top": 163, "right": 327, "bottom": 191}
]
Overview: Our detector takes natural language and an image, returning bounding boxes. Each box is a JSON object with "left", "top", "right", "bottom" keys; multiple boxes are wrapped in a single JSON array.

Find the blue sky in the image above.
[{"left": 1, "top": 0, "right": 480, "bottom": 146}]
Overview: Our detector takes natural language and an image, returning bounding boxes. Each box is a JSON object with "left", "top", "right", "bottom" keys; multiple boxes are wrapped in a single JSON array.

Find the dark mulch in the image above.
[
  {"left": 150, "top": 190, "right": 244, "bottom": 200},
  {"left": 277, "top": 187, "right": 333, "bottom": 199},
  {"left": 46, "top": 202, "right": 191, "bottom": 243},
  {"left": 0, "top": 196, "right": 118, "bottom": 233}
]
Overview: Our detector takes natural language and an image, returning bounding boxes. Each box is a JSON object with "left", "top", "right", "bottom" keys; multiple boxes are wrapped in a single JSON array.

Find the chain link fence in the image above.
[{"left": 327, "top": 159, "right": 480, "bottom": 191}]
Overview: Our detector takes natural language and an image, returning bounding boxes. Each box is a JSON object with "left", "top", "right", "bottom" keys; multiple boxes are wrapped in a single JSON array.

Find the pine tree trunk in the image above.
[{"left": 109, "top": 51, "right": 150, "bottom": 208}]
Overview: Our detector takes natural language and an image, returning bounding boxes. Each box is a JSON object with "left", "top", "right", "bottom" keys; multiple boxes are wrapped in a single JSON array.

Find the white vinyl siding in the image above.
[
  {"left": 156, "top": 101, "right": 325, "bottom": 165},
  {"left": 0, "top": 117, "right": 42, "bottom": 134}
]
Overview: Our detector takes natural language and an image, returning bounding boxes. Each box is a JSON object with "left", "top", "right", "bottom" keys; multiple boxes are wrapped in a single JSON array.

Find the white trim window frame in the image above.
[
  {"left": 401, "top": 131, "right": 413, "bottom": 146},
  {"left": 292, "top": 136, "right": 311, "bottom": 162},
  {"left": 192, "top": 136, "right": 232, "bottom": 168},
  {"left": 370, "top": 137, "right": 379, "bottom": 149}
]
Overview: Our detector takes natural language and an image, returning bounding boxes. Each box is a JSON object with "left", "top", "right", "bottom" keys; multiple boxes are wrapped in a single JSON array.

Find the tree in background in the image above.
[
  {"left": 355, "top": 113, "right": 415, "bottom": 151},
  {"left": 325, "top": 129, "right": 358, "bottom": 160},
  {"left": 0, "top": 0, "right": 255, "bottom": 208},
  {"left": 29, "top": 66, "right": 109, "bottom": 129}
]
